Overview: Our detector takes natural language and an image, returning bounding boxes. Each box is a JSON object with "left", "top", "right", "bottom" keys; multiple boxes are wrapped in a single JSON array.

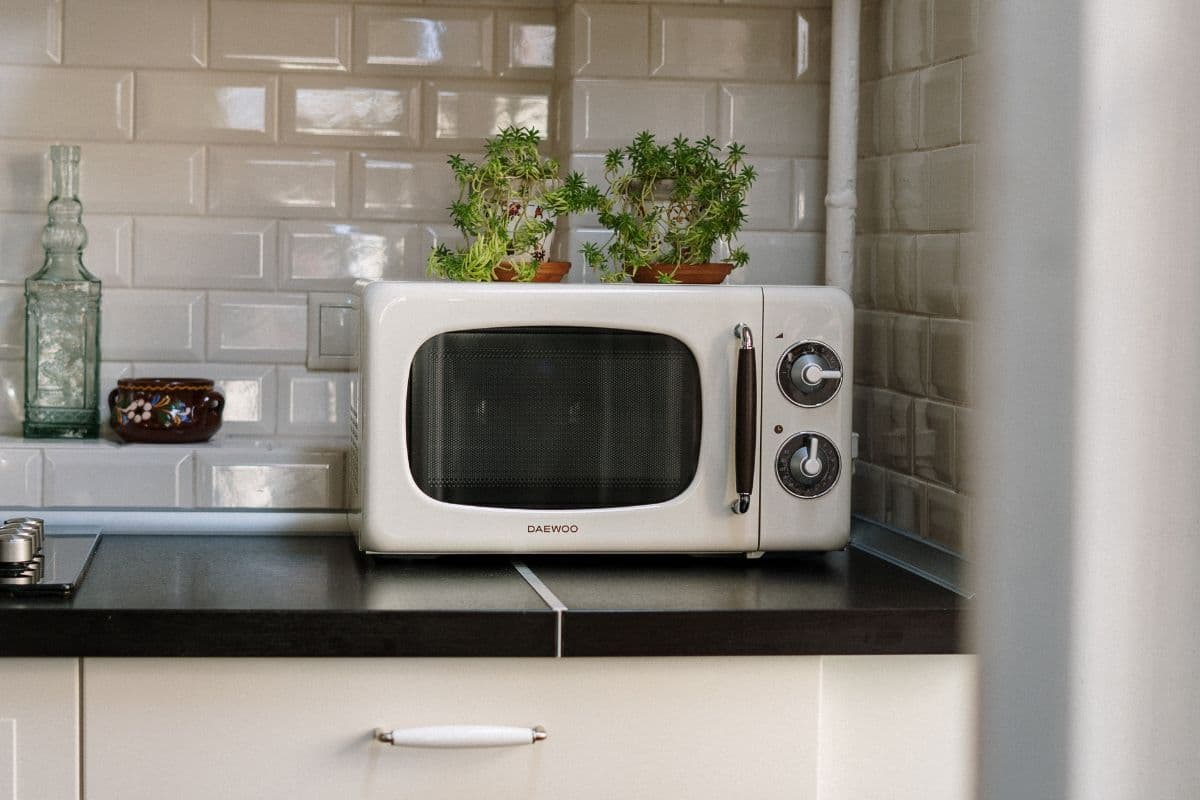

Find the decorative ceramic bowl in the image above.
[{"left": 108, "top": 378, "right": 224, "bottom": 444}]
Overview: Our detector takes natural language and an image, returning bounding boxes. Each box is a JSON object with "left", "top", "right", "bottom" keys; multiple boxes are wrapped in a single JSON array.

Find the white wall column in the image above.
[{"left": 977, "top": 2, "right": 1200, "bottom": 798}]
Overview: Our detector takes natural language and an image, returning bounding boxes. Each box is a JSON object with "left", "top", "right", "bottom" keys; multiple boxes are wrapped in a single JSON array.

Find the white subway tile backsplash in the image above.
[
  {"left": 793, "top": 157, "right": 828, "bottom": 232},
  {"left": 207, "top": 146, "right": 349, "bottom": 218},
  {"left": 281, "top": 76, "right": 420, "bottom": 147},
  {"left": 352, "top": 151, "right": 462, "bottom": 222},
  {"left": 651, "top": 7, "right": 792, "bottom": 81},
  {"left": 914, "top": 398, "right": 955, "bottom": 487},
  {"left": 928, "top": 144, "right": 974, "bottom": 231},
  {"left": 0, "top": 213, "right": 132, "bottom": 287},
  {"left": 795, "top": 8, "right": 832, "bottom": 83},
  {"left": 915, "top": 233, "right": 959, "bottom": 315},
  {"left": 196, "top": 448, "right": 345, "bottom": 508},
  {"left": 44, "top": 447, "right": 194, "bottom": 507},
  {"left": 890, "top": 314, "right": 929, "bottom": 394},
  {"left": 571, "top": 79, "right": 717, "bottom": 151},
  {"left": 354, "top": 6, "right": 493, "bottom": 76},
  {"left": 920, "top": 61, "right": 962, "bottom": 150},
  {"left": 931, "top": 0, "right": 978, "bottom": 62},
  {"left": 877, "top": 72, "right": 919, "bottom": 155},
  {"left": 929, "top": 318, "right": 971, "bottom": 403},
  {"left": 570, "top": 4, "right": 648, "bottom": 78},
  {"left": 719, "top": 83, "right": 828, "bottom": 157},
  {"left": 0, "top": 448, "right": 42, "bottom": 507},
  {"left": 891, "top": 150, "right": 930, "bottom": 231},
  {"left": 210, "top": 1, "right": 350, "bottom": 72},
  {"left": 495, "top": 9, "right": 555, "bottom": 78},
  {"left": 0, "top": 362, "right": 22, "bottom": 435},
  {"left": 0, "top": 0, "right": 62, "bottom": 65},
  {"left": 280, "top": 221, "right": 416, "bottom": 290},
  {"left": 0, "top": 214, "right": 42, "bottom": 284},
  {"left": 80, "top": 144, "right": 206, "bottom": 215},
  {"left": 102, "top": 290, "right": 205, "bottom": 362},
  {"left": 0, "top": 66, "right": 131, "bottom": 141},
  {"left": 742, "top": 158, "right": 793, "bottom": 232},
  {"left": 277, "top": 366, "right": 352, "bottom": 436},
  {"left": 63, "top": 0, "right": 206, "bottom": 68},
  {"left": 857, "top": 156, "right": 890, "bottom": 234},
  {"left": 0, "top": 288, "right": 23, "bottom": 360},
  {"left": 727, "top": 232, "right": 823, "bottom": 285},
  {"left": 892, "top": 0, "right": 931, "bottom": 72},
  {"left": 0, "top": 141, "right": 51, "bottom": 212},
  {"left": 425, "top": 80, "right": 552, "bottom": 148},
  {"left": 962, "top": 54, "right": 981, "bottom": 143},
  {"left": 207, "top": 291, "right": 307, "bottom": 364},
  {"left": 137, "top": 72, "right": 276, "bottom": 145},
  {"left": 134, "top": 217, "right": 277, "bottom": 290},
  {"left": 132, "top": 362, "right": 276, "bottom": 436}
]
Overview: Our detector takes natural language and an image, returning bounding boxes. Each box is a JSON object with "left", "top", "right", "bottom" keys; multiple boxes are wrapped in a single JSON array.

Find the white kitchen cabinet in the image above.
[
  {"left": 817, "top": 655, "right": 977, "bottom": 800},
  {"left": 80, "top": 655, "right": 976, "bottom": 800},
  {"left": 82, "top": 657, "right": 822, "bottom": 800},
  {"left": 0, "top": 658, "right": 79, "bottom": 800}
]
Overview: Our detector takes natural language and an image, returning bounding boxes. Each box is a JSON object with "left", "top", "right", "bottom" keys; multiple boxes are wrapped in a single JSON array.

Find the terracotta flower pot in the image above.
[
  {"left": 108, "top": 378, "right": 224, "bottom": 444},
  {"left": 630, "top": 263, "right": 733, "bottom": 284},
  {"left": 493, "top": 261, "right": 571, "bottom": 283}
]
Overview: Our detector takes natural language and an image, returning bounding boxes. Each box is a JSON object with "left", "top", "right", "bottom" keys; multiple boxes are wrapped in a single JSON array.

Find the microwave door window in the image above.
[{"left": 407, "top": 327, "right": 702, "bottom": 509}]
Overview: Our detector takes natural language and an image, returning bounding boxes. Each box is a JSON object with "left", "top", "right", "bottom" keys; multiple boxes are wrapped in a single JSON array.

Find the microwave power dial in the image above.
[
  {"left": 778, "top": 341, "right": 842, "bottom": 407},
  {"left": 776, "top": 432, "right": 840, "bottom": 499}
]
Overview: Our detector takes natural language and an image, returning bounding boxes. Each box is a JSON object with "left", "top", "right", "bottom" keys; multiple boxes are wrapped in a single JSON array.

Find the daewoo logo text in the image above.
[{"left": 527, "top": 524, "right": 579, "bottom": 534}]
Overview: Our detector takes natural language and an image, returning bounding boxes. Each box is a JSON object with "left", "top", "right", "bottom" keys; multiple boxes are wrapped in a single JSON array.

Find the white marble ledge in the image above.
[{"left": 0, "top": 435, "right": 349, "bottom": 511}]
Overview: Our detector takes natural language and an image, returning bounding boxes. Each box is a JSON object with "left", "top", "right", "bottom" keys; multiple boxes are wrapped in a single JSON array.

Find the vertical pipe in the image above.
[
  {"left": 824, "top": 0, "right": 860, "bottom": 292},
  {"left": 974, "top": 1, "right": 1081, "bottom": 798}
]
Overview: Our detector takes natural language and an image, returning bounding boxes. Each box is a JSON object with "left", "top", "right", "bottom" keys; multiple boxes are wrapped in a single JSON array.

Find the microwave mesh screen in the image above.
[{"left": 408, "top": 326, "right": 702, "bottom": 509}]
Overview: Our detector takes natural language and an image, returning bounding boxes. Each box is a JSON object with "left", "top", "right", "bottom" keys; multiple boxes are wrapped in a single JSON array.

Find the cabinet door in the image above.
[
  {"left": 82, "top": 657, "right": 821, "bottom": 800},
  {"left": 0, "top": 658, "right": 79, "bottom": 800},
  {"left": 817, "top": 655, "right": 977, "bottom": 800}
]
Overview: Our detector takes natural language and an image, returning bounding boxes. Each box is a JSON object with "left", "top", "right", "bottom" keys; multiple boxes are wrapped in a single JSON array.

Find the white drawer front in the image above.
[
  {"left": 82, "top": 657, "right": 821, "bottom": 800},
  {"left": 0, "top": 658, "right": 78, "bottom": 800}
]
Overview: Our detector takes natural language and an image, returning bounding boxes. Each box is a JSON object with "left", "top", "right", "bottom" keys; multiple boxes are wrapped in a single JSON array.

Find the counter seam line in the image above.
[{"left": 512, "top": 561, "right": 566, "bottom": 658}]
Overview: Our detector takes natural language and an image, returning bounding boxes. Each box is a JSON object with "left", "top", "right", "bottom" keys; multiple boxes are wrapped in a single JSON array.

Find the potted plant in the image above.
[
  {"left": 582, "top": 132, "right": 757, "bottom": 284},
  {"left": 427, "top": 126, "right": 602, "bottom": 282}
]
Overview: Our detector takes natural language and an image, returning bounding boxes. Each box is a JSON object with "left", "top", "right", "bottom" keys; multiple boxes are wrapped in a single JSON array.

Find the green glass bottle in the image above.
[{"left": 23, "top": 144, "right": 101, "bottom": 438}]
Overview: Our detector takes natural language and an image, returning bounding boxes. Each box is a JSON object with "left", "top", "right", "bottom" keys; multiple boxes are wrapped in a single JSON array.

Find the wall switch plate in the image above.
[{"left": 307, "top": 292, "right": 359, "bottom": 371}]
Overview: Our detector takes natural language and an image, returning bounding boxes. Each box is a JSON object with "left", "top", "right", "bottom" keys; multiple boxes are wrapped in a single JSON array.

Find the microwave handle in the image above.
[{"left": 732, "top": 324, "right": 757, "bottom": 514}]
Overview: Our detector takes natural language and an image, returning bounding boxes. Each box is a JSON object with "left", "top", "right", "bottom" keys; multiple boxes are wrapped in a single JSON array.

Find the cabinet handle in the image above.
[{"left": 375, "top": 725, "right": 548, "bottom": 749}]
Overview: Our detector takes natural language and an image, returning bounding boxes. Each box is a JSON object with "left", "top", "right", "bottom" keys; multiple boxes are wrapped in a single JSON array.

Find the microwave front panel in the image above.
[{"left": 357, "top": 283, "right": 763, "bottom": 553}]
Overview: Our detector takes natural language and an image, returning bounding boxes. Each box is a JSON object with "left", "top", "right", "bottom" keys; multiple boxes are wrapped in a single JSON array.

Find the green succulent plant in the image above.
[
  {"left": 582, "top": 132, "right": 757, "bottom": 283},
  {"left": 427, "top": 126, "right": 603, "bottom": 282}
]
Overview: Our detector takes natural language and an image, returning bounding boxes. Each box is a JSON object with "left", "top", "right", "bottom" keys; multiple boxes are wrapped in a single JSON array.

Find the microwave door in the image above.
[{"left": 359, "top": 283, "right": 765, "bottom": 554}]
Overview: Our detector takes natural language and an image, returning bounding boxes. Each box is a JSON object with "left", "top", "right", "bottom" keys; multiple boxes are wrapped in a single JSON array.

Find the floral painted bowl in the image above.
[{"left": 108, "top": 378, "right": 224, "bottom": 444}]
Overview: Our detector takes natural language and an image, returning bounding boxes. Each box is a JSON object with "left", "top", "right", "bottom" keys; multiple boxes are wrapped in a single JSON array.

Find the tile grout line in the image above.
[{"left": 512, "top": 560, "right": 566, "bottom": 658}]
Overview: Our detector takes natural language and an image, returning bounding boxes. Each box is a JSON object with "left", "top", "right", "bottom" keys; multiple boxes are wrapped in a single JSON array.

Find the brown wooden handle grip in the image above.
[{"left": 734, "top": 328, "right": 756, "bottom": 514}]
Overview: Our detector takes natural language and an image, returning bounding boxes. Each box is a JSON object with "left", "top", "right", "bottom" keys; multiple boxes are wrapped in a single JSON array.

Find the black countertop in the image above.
[{"left": 0, "top": 533, "right": 964, "bottom": 657}]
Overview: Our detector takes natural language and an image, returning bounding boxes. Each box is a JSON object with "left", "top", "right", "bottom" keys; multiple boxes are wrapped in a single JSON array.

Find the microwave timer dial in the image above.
[
  {"left": 778, "top": 341, "right": 843, "bottom": 407},
  {"left": 776, "top": 433, "right": 840, "bottom": 499}
]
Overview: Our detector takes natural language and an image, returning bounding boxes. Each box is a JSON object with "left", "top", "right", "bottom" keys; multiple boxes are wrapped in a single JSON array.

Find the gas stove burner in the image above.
[{"left": 0, "top": 519, "right": 100, "bottom": 597}]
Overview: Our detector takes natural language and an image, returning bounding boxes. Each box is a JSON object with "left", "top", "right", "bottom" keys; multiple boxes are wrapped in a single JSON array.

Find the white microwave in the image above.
[{"left": 349, "top": 282, "right": 853, "bottom": 555}]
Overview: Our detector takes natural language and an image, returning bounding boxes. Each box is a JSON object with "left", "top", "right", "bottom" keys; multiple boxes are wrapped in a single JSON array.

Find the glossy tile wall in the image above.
[
  {"left": 554, "top": 0, "right": 833, "bottom": 285},
  {"left": 0, "top": 0, "right": 850, "bottom": 512},
  {"left": 0, "top": 0, "right": 562, "bottom": 509},
  {"left": 852, "top": 0, "right": 979, "bottom": 554}
]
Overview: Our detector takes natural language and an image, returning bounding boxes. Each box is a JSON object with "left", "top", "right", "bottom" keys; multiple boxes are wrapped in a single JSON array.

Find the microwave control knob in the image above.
[
  {"left": 778, "top": 342, "right": 843, "bottom": 407},
  {"left": 776, "top": 432, "right": 840, "bottom": 499}
]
